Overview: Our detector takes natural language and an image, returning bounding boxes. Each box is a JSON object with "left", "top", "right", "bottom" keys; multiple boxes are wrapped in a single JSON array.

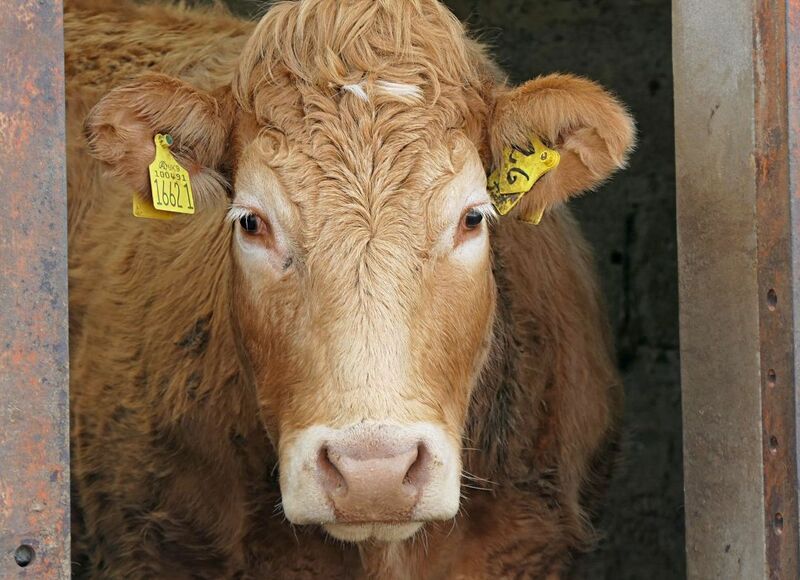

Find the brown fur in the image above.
[{"left": 66, "top": 0, "right": 633, "bottom": 578}]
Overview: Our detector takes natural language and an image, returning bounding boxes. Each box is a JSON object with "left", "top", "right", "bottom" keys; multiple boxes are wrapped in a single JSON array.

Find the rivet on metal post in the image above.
[{"left": 14, "top": 544, "right": 35, "bottom": 568}]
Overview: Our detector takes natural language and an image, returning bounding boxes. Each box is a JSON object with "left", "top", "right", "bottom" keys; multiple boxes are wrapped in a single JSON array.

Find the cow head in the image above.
[{"left": 85, "top": 0, "right": 634, "bottom": 544}]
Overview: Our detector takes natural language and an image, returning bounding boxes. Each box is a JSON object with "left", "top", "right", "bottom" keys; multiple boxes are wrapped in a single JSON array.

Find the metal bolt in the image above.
[{"left": 14, "top": 545, "right": 34, "bottom": 567}]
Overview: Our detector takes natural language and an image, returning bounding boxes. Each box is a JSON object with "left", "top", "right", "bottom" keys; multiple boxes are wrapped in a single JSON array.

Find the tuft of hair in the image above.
[{"left": 232, "top": 0, "right": 486, "bottom": 109}]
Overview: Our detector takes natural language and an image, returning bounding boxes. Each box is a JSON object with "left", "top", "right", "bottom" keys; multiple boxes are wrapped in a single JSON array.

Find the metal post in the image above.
[
  {"left": 754, "top": 1, "right": 800, "bottom": 576},
  {"left": 675, "top": 0, "right": 800, "bottom": 577},
  {"left": 0, "top": 0, "right": 70, "bottom": 577}
]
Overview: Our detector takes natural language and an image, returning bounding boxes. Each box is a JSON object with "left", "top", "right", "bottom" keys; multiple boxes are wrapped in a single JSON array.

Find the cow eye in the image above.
[
  {"left": 239, "top": 213, "right": 262, "bottom": 234},
  {"left": 463, "top": 209, "right": 484, "bottom": 230}
]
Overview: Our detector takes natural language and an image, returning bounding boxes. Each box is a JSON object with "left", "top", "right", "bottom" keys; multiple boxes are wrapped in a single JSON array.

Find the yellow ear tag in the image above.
[
  {"left": 487, "top": 136, "right": 560, "bottom": 225},
  {"left": 148, "top": 133, "right": 195, "bottom": 215},
  {"left": 132, "top": 194, "right": 174, "bottom": 220}
]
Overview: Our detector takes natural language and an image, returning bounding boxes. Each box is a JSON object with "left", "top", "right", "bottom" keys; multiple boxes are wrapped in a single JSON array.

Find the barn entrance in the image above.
[{"left": 0, "top": 0, "right": 796, "bottom": 578}]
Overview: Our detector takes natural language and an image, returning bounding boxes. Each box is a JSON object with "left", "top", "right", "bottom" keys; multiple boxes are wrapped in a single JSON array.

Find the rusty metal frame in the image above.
[
  {"left": 0, "top": 0, "right": 70, "bottom": 578},
  {"left": 2, "top": 0, "right": 800, "bottom": 577},
  {"left": 675, "top": 0, "right": 800, "bottom": 577},
  {"left": 754, "top": 1, "right": 800, "bottom": 575}
]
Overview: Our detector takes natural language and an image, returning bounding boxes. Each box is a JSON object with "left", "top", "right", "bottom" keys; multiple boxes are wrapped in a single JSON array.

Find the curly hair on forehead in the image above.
[{"left": 232, "top": 0, "right": 496, "bottom": 109}]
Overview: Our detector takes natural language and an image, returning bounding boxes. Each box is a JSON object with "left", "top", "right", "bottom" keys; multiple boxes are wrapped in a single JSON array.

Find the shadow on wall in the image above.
[{"left": 225, "top": 0, "right": 684, "bottom": 578}]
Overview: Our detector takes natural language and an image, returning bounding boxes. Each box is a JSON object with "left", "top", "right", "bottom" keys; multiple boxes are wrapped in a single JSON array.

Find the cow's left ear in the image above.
[{"left": 489, "top": 73, "right": 636, "bottom": 218}]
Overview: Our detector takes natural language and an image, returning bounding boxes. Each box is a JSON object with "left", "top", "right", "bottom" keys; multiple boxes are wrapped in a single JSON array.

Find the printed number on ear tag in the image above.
[
  {"left": 487, "top": 136, "right": 560, "bottom": 221},
  {"left": 148, "top": 133, "right": 195, "bottom": 215}
]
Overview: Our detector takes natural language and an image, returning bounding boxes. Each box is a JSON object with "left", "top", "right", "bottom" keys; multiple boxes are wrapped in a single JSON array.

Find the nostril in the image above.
[
  {"left": 403, "top": 443, "right": 430, "bottom": 489},
  {"left": 318, "top": 445, "right": 347, "bottom": 494}
]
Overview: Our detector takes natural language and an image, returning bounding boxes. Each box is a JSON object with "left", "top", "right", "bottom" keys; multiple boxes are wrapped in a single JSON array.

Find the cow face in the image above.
[
  {"left": 85, "top": 0, "right": 634, "bottom": 544},
  {"left": 228, "top": 114, "right": 495, "bottom": 540}
]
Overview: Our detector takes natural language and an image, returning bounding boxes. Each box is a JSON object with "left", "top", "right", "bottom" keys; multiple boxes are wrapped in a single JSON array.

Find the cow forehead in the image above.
[
  {"left": 229, "top": 0, "right": 493, "bottom": 225},
  {"left": 233, "top": 102, "right": 482, "bottom": 227}
]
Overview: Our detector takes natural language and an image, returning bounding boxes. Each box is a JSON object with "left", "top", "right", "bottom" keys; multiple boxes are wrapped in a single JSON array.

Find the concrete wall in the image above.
[{"left": 225, "top": 1, "right": 684, "bottom": 577}]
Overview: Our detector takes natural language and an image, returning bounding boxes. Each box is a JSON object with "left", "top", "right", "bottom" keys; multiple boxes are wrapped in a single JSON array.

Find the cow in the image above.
[{"left": 65, "top": 0, "right": 635, "bottom": 577}]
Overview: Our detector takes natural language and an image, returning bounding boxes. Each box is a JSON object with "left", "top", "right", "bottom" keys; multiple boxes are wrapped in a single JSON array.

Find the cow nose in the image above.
[{"left": 317, "top": 440, "right": 429, "bottom": 522}]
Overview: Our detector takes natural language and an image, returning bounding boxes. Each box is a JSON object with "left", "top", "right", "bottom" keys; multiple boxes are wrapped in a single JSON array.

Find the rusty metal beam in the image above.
[
  {"left": 754, "top": 0, "right": 800, "bottom": 576},
  {"left": 675, "top": 0, "right": 800, "bottom": 577},
  {"left": 0, "top": 0, "right": 70, "bottom": 578}
]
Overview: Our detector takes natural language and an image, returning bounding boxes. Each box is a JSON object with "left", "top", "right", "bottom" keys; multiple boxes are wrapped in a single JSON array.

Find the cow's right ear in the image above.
[{"left": 84, "top": 73, "right": 234, "bottom": 205}]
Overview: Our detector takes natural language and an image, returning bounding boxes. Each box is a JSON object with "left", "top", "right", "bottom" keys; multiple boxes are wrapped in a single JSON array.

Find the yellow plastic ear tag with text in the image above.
[
  {"left": 148, "top": 133, "right": 195, "bottom": 215},
  {"left": 132, "top": 194, "right": 174, "bottom": 220},
  {"left": 487, "top": 136, "right": 560, "bottom": 225}
]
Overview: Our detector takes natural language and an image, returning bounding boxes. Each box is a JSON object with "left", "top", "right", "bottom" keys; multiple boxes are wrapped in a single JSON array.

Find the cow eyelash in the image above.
[{"left": 227, "top": 205, "right": 254, "bottom": 224}]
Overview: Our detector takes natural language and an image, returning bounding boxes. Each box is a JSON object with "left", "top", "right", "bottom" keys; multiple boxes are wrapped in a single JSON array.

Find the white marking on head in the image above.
[
  {"left": 339, "top": 80, "right": 424, "bottom": 104},
  {"left": 342, "top": 83, "right": 369, "bottom": 102},
  {"left": 375, "top": 80, "right": 424, "bottom": 103}
]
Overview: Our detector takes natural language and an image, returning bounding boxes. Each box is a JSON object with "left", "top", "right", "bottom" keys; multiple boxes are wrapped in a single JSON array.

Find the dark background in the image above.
[
  {"left": 443, "top": 3, "right": 683, "bottom": 578},
  {"left": 225, "top": 0, "right": 683, "bottom": 577}
]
